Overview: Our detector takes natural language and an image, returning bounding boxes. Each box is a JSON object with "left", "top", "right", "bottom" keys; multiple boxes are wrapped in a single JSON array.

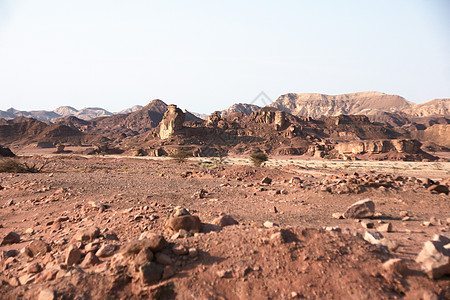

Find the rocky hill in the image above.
[
  {"left": 405, "top": 98, "right": 450, "bottom": 117},
  {"left": 0, "top": 117, "right": 105, "bottom": 147},
  {"left": 57, "top": 99, "right": 202, "bottom": 138},
  {"left": 268, "top": 92, "right": 413, "bottom": 118}
]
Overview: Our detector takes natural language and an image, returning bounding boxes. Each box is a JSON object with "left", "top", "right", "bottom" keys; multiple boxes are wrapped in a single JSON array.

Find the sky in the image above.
[{"left": 0, "top": 0, "right": 449, "bottom": 114}]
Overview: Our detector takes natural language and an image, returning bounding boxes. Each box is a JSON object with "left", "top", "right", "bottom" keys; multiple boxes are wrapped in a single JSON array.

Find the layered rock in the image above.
[{"left": 335, "top": 139, "right": 422, "bottom": 155}]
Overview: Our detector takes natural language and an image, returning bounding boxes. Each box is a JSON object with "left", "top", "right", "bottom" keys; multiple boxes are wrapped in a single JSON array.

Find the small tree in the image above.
[
  {"left": 170, "top": 150, "right": 191, "bottom": 164},
  {"left": 250, "top": 152, "right": 268, "bottom": 167}
]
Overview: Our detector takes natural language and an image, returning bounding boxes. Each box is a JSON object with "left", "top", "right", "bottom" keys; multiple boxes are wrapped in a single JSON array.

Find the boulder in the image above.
[
  {"left": 165, "top": 215, "right": 202, "bottom": 233},
  {"left": 343, "top": 199, "right": 375, "bottom": 219},
  {"left": 416, "top": 240, "right": 450, "bottom": 279},
  {"left": 80, "top": 252, "right": 101, "bottom": 268},
  {"left": 139, "top": 262, "right": 164, "bottom": 284},
  {"left": 38, "top": 288, "right": 55, "bottom": 300},
  {"left": 1, "top": 232, "right": 20, "bottom": 245},
  {"left": 211, "top": 215, "right": 239, "bottom": 227},
  {"left": 65, "top": 244, "right": 82, "bottom": 266},
  {"left": 25, "top": 240, "right": 50, "bottom": 257},
  {"left": 95, "top": 244, "right": 116, "bottom": 258},
  {"left": 428, "top": 184, "right": 449, "bottom": 195},
  {"left": 0, "top": 145, "right": 15, "bottom": 157},
  {"left": 72, "top": 227, "right": 100, "bottom": 242},
  {"left": 121, "top": 235, "right": 166, "bottom": 256},
  {"left": 261, "top": 177, "right": 272, "bottom": 185},
  {"left": 383, "top": 258, "right": 409, "bottom": 276}
]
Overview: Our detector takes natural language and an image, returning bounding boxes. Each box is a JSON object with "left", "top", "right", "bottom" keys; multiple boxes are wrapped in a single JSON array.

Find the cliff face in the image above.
[{"left": 269, "top": 92, "right": 413, "bottom": 118}]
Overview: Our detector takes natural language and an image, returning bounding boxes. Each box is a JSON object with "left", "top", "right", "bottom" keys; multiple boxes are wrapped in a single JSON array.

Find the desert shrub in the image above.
[
  {"left": 0, "top": 158, "right": 49, "bottom": 173},
  {"left": 250, "top": 152, "right": 268, "bottom": 167},
  {"left": 170, "top": 150, "right": 191, "bottom": 163}
]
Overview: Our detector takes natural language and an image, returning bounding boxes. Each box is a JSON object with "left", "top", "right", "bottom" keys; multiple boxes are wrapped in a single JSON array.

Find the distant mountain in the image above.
[
  {"left": 268, "top": 92, "right": 413, "bottom": 118},
  {"left": 56, "top": 99, "right": 202, "bottom": 137},
  {"left": 0, "top": 106, "right": 113, "bottom": 122},
  {"left": 220, "top": 103, "right": 261, "bottom": 116},
  {"left": 118, "top": 105, "right": 143, "bottom": 114},
  {"left": 405, "top": 98, "right": 450, "bottom": 117}
]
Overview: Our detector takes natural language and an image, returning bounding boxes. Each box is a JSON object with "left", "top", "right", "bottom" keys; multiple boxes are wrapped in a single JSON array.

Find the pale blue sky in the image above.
[{"left": 0, "top": 0, "right": 449, "bottom": 113}]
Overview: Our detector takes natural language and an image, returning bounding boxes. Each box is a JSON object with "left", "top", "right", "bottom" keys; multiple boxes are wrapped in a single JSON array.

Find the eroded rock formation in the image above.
[{"left": 159, "top": 105, "right": 185, "bottom": 139}]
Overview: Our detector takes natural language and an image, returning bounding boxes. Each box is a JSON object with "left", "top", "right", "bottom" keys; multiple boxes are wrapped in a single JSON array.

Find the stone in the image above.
[
  {"left": 121, "top": 235, "right": 166, "bottom": 256},
  {"left": 211, "top": 215, "right": 238, "bottom": 227},
  {"left": 18, "top": 273, "right": 35, "bottom": 285},
  {"left": 188, "top": 247, "right": 198, "bottom": 257},
  {"left": 193, "top": 189, "right": 208, "bottom": 199},
  {"left": 261, "top": 177, "right": 272, "bottom": 185},
  {"left": 264, "top": 221, "right": 277, "bottom": 228},
  {"left": 416, "top": 240, "right": 450, "bottom": 279},
  {"left": 172, "top": 244, "right": 188, "bottom": 255},
  {"left": 1, "top": 231, "right": 20, "bottom": 245},
  {"left": 89, "top": 201, "right": 105, "bottom": 211},
  {"left": 96, "top": 244, "right": 116, "bottom": 258},
  {"left": 289, "top": 177, "right": 302, "bottom": 184},
  {"left": 169, "top": 206, "right": 191, "bottom": 218},
  {"left": 27, "top": 262, "right": 42, "bottom": 273},
  {"left": 383, "top": 258, "right": 409, "bottom": 276},
  {"left": 364, "top": 231, "right": 383, "bottom": 244},
  {"left": 399, "top": 211, "right": 408, "bottom": 217},
  {"left": 25, "top": 240, "right": 50, "bottom": 257},
  {"left": 80, "top": 252, "right": 101, "bottom": 268},
  {"left": 155, "top": 253, "right": 172, "bottom": 265},
  {"left": 25, "top": 227, "right": 34, "bottom": 235},
  {"left": 85, "top": 242, "right": 100, "bottom": 253},
  {"left": 139, "top": 262, "right": 164, "bottom": 284},
  {"left": 377, "top": 223, "right": 392, "bottom": 233},
  {"left": 162, "top": 265, "right": 176, "bottom": 279},
  {"left": 165, "top": 215, "right": 202, "bottom": 233},
  {"left": 38, "top": 288, "right": 55, "bottom": 300},
  {"left": 72, "top": 227, "right": 100, "bottom": 242},
  {"left": 427, "top": 184, "right": 449, "bottom": 195},
  {"left": 332, "top": 213, "right": 344, "bottom": 219},
  {"left": 65, "top": 244, "right": 82, "bottom": 266},
  {"left": 361, "top": 220, "right": 374, "bottom": 229},
  {"left": 134, "top": 248, "right": 154, "bottom": 266},
  {"left": 343, "top": 199, "right": 375, "bottom": 219}
]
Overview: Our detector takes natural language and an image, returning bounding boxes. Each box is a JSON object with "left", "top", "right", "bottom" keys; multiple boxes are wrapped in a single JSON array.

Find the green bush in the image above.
[
  {"left": 250, "top": 152, "right": 268, "bottom": 167},
  {"left": 170, "top": 150, "right": 191, "bottom": 164}
]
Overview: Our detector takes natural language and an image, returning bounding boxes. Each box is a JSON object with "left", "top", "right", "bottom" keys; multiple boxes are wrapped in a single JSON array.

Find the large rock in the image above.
[
  {"left": 65, "top": 244, "right": 82, "bottom": 266},
  {"left": 121, "top": 235, "right": 166, "bottom": 256},
  {"left": 24, "top": 240, "right": 50, "bottom": 257},
  {"left": 72, "top": 227, "right": 100, "bottom": 242},
  {"left": 1, "top": 232, "right": 20, "bottom": 245},
  {"left": 139, "top": 262, "right": 164, "bottom": 284},
  {"left": 159, "top": 104, "right": 185, "bottom": 139},
  {"left": 211, "top": 215, "right": 239, "bottom": 227},
  {"left": 165, "top": 215, "right": 202, "bottom": 233},
  {"left": 416, "top": 238, "right": 450, "bottom": 279},
  {"left": 343, "top": 199, "right": 375, "bottom": 219},
  {"left": 0, "top": 146, "right": 15, "bottom": 157}
]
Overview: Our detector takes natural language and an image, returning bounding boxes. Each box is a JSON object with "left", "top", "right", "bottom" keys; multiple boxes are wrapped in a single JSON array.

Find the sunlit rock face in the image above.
[{"left": 159, "top": 105, "right": 185, "bottom": 139}]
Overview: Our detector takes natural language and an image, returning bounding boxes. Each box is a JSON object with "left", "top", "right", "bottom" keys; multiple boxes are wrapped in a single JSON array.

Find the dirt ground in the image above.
[{"left": 0, "top": 154, "right": 449, "bottom": 299}]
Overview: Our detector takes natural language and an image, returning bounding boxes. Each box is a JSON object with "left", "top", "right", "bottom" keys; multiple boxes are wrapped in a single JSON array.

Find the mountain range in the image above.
[{"left": 1, "top": 92, "right": 449, "bottom": 125}]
